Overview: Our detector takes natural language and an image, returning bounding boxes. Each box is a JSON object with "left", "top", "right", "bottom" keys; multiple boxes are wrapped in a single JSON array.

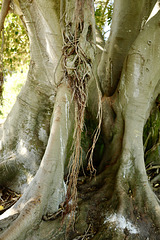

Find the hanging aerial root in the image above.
[
  {"left": 62, "top": 30, "right": 89, "bottom": 221},
  {"left": 87, "top": 84, "right": 102, "bottom": 175},
  {"left": 61, "top": 0, "right": 102, "bottom": 225}
]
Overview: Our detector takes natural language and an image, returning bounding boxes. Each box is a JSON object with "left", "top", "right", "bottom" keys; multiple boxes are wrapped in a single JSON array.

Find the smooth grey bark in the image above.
[
  {"left": 0, "top": 0, "right": 160, "bottom": 240},
  {"left": 0, "top": 0, "right": 97, "bottom": 239},
  {"left": 0, "top": 83, "right": 75, "bottom": 240},
  {"left": 98, "top": 0, "right": 157, "bottom": 96},
  {"left": 110, "top": 9, "right": 160, "bottom": 230},
  {"left": 85, "top": 6, "right": 160, "bottom": 240},
  {"left": 0, "top": 0, "right": 63, "bottom": 192},
  {"left": 0, "top": 73, "right": 54, "bottom": 191}
]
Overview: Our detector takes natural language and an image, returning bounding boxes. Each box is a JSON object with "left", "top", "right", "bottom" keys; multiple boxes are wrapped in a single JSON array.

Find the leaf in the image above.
[{"left": 0, "top": 205, "right": 4, "bottom": 211}]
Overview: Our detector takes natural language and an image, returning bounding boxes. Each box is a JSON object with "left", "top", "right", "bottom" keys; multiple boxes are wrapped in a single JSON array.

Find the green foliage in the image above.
[
  {"left": 0, "top": 1, "right": 30, "bottom": 75},
  {"left": 94, "top": 0, "right": 113, "bottom": 36},
  {"left": 0, "top": 0, "right": 113, "bottom": 120},
  {"left": 0, "top": 1, "right": 114, "bottom": 75},
  {"left": 0, "top": 1, "right": 29, "bottom": 119}
]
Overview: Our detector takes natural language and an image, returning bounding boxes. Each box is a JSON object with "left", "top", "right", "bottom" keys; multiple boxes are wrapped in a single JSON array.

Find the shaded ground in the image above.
[
  {"left": 0, "top": 171, "right": 160, "bottom": 240},
  {"left": 0, "top": 186, "right": 20, "bottom": 215}
]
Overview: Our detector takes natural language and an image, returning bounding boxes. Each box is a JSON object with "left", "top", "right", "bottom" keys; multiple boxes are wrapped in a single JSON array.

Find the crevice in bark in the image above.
[{"left": 0, "top": 158, "right": 19, "bottom": 184}]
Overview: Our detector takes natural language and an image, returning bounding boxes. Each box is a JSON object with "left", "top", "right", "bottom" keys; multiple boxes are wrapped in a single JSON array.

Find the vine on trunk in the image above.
[
  {"left": 61, "top": 0, "right": 101, "bottom": 225},
  {"left": 62, "top": 21, "right": 90, "bottom": 222}
]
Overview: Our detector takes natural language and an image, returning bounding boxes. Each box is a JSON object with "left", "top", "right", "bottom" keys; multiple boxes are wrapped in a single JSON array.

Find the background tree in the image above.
[
  {"left": 0, "top": 0, "right": 29, "bottom": 74},
  {"left": 94, "top": 0, "right": 113, "bottom": 35},
  {"left": 0, "top": 0, "right": 29, "bottom": 114},
  {"left": 0, "top": 0, "right": 160, "bottom": 240}
]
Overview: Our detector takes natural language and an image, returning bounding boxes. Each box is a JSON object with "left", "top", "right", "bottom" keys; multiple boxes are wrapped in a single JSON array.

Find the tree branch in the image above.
[
  {"left": 98, "top": 0, "right": 157, "bottom": 96},
  {"left": 115, "top": 9, "right": 160, "bottom": 228},
  {"left": 0, "top": 0, "right": 11, "bottom": 33}
]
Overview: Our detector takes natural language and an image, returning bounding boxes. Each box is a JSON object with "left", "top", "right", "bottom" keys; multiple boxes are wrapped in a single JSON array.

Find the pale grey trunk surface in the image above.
[{"left": 0, "top": 0, "right": 160, "bottom": 240}]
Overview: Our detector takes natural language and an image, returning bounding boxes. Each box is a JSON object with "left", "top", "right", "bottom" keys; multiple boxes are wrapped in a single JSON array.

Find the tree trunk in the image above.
[{"left": 0, "top": 0, "right": 160, "bottom": 239}]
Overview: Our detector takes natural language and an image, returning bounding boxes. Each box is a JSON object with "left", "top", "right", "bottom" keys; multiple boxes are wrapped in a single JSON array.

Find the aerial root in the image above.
[{"left": 0, "top": 196, "right": 42, "bottom": 240}]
